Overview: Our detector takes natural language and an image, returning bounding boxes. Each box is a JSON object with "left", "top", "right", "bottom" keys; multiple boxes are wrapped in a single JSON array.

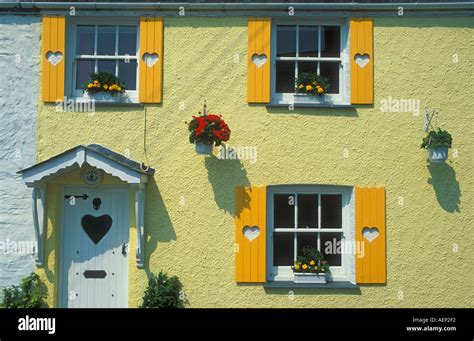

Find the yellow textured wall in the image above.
[{"left": 36, "top": 17, "right": 473, "bottom": 308}]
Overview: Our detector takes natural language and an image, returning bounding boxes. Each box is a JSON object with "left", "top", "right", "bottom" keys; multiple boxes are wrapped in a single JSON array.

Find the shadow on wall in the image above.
[
  {"left": 205, "top": 153, "right": 250, "bottom": 216},
  {"left": 427, "top": 162, "right": 461, "bottom": 213},
  {"left": 143, "top": 177, "right": 176, "bottom": 272}
]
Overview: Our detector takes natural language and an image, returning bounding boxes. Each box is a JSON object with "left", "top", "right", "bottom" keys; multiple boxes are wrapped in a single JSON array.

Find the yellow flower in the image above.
[
  {"left": 312, "top": 81, "right": 317, "bottom": 85},
  {"left": 87, "top": 83, "right": 93, "bottom": 88},
  {"left": 117, "top": 87, "right": 122, "bottom": 91},
  {"left": 305, "top": 85, "right": 313, "bottom": 91},
  {"left": 298, "top": 84, "right": 304, "bottom": 89},
  {"left": 309, "top": 260, "right": 315, "bottom": 266},
  {"left": 317, "top": 87, "right": 324, "bottom": 94},
  {"left": 314, "top": 266, "right": 318, "bottom": 270},
  {"left": 294, "top": 264, "right": 300, "bottom": 270},
  {"left": 302, "top": 264, "right": 308, "bottom": 270},
  {"left": 103, "top": 85, "right": 108, "bottom": 90}
]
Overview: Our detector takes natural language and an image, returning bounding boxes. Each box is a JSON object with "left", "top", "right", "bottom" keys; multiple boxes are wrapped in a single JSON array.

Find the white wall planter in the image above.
[
  {"left": 428, "top": 147, "right": 448, "bottom": 163},
  {"left": 294, "top": 93, "right": 328, "bottom": 103},
  {"left": 83, "top": 92, "right": 133, "bottom": 103},
  {"left": 293, "top": 273, "right": 327, "bottom": 284},
  {"left": 195, "top": 142, "right": 213, "bottom": 155}
]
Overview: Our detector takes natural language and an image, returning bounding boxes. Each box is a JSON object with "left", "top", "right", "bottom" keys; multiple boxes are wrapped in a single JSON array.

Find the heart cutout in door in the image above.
[
  {"left": 362, "top": 226, "right": 379, "bottom": 243},
  {"left": 354, "top": 53, "right": 370, "bottom": 68},
  {"left": 81, "top": 214, "right": 112, "bottom": 244},
  {"left": 243, "top": 225, "right": 260, "bottom": 241},
  {"left": 45, "top": 51, "right": 63, "bottom": 66},
  {"left": 142, "top": 52, "right": 159, "bottom": 68},
  {"left": 251, "top": 53, "right": 267, "bottom": 68}
]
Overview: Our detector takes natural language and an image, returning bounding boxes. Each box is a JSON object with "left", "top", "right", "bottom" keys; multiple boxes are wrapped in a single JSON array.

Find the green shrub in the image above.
[
  {"left": 421, "top": 129, "right": 453, "bottom": 149},
  {"left": 140, "top": 271, "right": 183, "bottom": 308},
  {"left": 1, "top": 273, "right": 47, "bottom": 308}
]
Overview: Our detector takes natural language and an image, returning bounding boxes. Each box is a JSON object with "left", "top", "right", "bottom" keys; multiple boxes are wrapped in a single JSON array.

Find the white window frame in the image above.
[
  {"left": 67, "top": 17, "right": 140, "bottom": 103},
  {"left": 270, "top": 18, "right": 350, "bottom": 106},
  {"left": 266, "top": 185, "right": 355, "bottom": 283}
]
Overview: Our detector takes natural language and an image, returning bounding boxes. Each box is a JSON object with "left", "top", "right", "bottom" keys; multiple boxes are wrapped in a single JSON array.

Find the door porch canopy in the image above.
[{"left": 17, "top": 144, "right": 155, "bottom": 268}]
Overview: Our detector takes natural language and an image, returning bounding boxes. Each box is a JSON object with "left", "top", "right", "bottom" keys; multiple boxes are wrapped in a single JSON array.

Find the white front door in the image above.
[{"left": 60, "top": 186, "right": 129, "bottom": 308}]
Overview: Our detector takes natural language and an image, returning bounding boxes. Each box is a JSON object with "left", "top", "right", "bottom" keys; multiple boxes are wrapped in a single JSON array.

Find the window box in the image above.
[
  {"left": 294, "top": 273, "right": 327, "bottom": 284},
  {"left": 82, "top": 92, "right": 134, "bottom": 104}
]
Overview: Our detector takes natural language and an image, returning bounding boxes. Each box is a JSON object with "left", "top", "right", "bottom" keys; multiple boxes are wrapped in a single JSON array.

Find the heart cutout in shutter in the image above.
[
  {"left": 142, "top": 52, "right": 159, "bottom": 68},
  {"left": 251, "top": 53, "right": 267, "bottom": 68},
  {"left": 81, "top": 214, "right": 112, "bottom": 244},
  {"left": 45, "top": 51, "right": 63, "bottom": 66},
  {"left": 354, "top": 53, "right": 370, "bottom": 68},
  {"left": 362, "top": 226, "right": 379, "bottom": 243},
  {"left": 243, "top": 225, "right": 260, "bottom": 242}
]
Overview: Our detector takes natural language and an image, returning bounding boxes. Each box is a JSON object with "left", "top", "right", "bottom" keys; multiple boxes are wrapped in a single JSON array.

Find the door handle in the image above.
[{"left": 121, "top": 243, "right": 128, "bottom": 256}]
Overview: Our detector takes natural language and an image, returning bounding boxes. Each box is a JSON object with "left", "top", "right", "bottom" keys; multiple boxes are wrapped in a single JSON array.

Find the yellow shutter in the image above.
[
  {"left": 355, "top": 187, "right": 386, "bottom": 283},
  {"left": 41, "top": 16, "right": 66, "bottom": 102},
  {"left": 350, "top": 18, "right": 374, "bottom": 105},
  {"left": 235, "top": 186, "right": 266, "bottom": 283},
  {"left": 247, "top": 18, "right": 271, "bottom": 103},
  {"left": 139, "top": 17, "right": 163, "bottom": 103}
]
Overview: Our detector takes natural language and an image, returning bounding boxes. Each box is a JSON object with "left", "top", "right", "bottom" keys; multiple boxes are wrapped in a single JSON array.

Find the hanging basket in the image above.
[
  {"left": 195, "top": 142, "right": 213, "bottom": 156},
  {"left": 428, "top": 147, "right": 448, "bottom": 163}
]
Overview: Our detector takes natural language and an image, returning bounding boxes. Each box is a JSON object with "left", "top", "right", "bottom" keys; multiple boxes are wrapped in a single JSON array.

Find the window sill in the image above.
[
  {"left": 73, "top": 97, "right": 143, "bottom": 107},
  {"left": 263, "top": 281, "right": 359, "bottom": 289},
  {"left": 267, "top": 102, "right": 354, "bottom": 109}
]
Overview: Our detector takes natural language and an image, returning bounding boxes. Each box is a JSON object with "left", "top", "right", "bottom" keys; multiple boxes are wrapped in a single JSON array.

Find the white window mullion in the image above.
[
  {"left": 94, "top": 25, "right": 98, "bottom": 73},
  {"left": 295, "top": 25, "right": 299, "bottom": 83},
  {"left": 317, "top": 25, "right": 321, "bottom": 75},
  {"left": 294, "top": 193, "right": 298, "bottom": 262},
  {"left": 317, "top": 194, "right": 321, "bottom": 251},
  {"left": 115, "top": 25, "right": 119, "bottom": 77}
]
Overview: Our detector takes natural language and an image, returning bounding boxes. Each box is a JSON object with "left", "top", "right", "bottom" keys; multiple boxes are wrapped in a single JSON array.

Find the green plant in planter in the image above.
[
  {"left": 295, "top": 72, "right": 330, "bottom": 96},
  {"left": 83, "top": 72, "right": 126, "bottom": 95},
  {"left": 292, "top": 246, "right": 331, "bottom": 274},
  {"left": 1, "top": 273, "right": 47, "bottom": 308},
  {"left": 140, "top": 271, "right": 184, "bottom": 308},
  {"left": 421, "top": 129, "right": 453, "bottom": 149}
]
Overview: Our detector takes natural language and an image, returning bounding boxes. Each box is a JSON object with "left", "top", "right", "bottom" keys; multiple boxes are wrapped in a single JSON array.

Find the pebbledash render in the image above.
[{"left": 0, "top": 1, "right": 472, "bottom": 308}]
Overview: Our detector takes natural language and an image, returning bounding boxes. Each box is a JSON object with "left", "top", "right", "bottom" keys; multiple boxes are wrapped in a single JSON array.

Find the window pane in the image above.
[
  {"left": 299, "top": 26, "right": 319, "bottom": 57},
  {"left": 76, "top": 26, "right": 95, "bottom": 55},
  {"left": 320, "top": 62, "right": 340, "bottom": 94},
  {"left": 321, "top": 194, "right": 342, "bottom": 228},
  {"left": 273, "top": 232, "right": 294, "bottom": 266},
  {"left": 76, "top": 59, "right": 94, "bottom": 89},
  {"left": 118, "top": 26, "right": 137, "bottom": 55},
  {"left": 320, "top": 232, "right": 342, "bottom": 266},
  {"left": 98, "top": 60, "right": 116, "bottom": 75},
  {"left": 321, "top": 26, "right": 340, "bottom": 57},
  {"left": 277, "top": 25, "right": 296, "bottom": 57},
  {"left": 297, "top": 194, "right": 318, "bottom": 229},
  {"left": 97, "top": 26, "right": 116, "bottom": 55},
  {"left": 298, "top": 61, "right": 317, "bottom": 75},
  {"left": 119, "top": 60, "right": 137, "bottom": 90},
  {"left": 275, "top": 61, "right": 295, "bottom": 93},
  {"left": 297, "top": 233, "right": 317, "bottom": 258},
  {"left": 274, "top": 194, "right": 295, "bottom": 229}
]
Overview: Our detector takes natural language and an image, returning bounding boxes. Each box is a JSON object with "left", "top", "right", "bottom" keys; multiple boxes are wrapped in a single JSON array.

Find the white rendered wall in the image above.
[{"left": 0, "top": 15, "right": 40, "bottom": 296}]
